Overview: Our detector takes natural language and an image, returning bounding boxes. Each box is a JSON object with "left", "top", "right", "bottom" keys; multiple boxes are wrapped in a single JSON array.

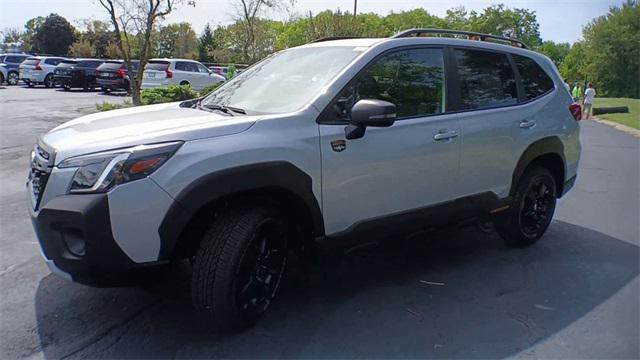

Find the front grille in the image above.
[{"left": 29, "top": 143, "right": 54, "bottom": 210}]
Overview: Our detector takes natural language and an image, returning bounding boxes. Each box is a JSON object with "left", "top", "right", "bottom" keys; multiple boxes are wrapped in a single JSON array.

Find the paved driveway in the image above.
[{"left": 0, "top": 85, "right": 637, "bottom": 359}]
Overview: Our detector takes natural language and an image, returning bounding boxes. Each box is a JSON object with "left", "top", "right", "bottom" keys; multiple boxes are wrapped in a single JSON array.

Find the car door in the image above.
[
  {"left": 451, "top": 48, "right": 530, "bottom": 199},
  {"left": 319, "top": 47, "right": 462, "bottom": 235},
  {"left": 195, "top": 62, "right": 212, "bottom": 89}
]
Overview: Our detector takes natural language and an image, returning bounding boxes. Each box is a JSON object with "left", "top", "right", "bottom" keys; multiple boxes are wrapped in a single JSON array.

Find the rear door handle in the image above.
[
  {"left": 433, "top": 130, "right": 459, "bottom": 141},
  {"left": 519, "top": 120, "right": 536, "bottom": 129}
]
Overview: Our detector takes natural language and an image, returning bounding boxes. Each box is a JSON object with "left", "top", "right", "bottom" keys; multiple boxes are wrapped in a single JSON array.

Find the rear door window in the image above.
[
  {"left": 512, "top": 55, "right": 554, "bottom": 100},
  {"left": 454, "top": 49, "right": 518, "bottom": 110}
]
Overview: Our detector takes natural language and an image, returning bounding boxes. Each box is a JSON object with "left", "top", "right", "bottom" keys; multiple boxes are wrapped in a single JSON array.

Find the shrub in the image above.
[
  {"left": 141, "top": 84, "right": 198, "bottom": 105},
  {"left": 227, "top": 63, "right": 237, "bottom": 80},
  {"left": 95, "top": 99, "right": 132, "bottom": 112},
  {"left": 199, "top": 82, "right": 222, "bottom": 97}
]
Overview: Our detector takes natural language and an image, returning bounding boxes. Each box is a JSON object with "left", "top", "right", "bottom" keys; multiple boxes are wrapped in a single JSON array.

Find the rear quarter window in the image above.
[{"left": 512, "top": 55, "right": 554, "bottom": 100}]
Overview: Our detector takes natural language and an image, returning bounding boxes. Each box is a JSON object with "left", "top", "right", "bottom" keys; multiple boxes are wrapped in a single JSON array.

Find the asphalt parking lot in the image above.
[{"left": 0, "top": 85, "right": 638, "bottom": 359}]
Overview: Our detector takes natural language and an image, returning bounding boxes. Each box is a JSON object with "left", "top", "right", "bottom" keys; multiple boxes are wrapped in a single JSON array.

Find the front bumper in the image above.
[{"left": 30, "top": 192, "right": 167, "bottom": 286}]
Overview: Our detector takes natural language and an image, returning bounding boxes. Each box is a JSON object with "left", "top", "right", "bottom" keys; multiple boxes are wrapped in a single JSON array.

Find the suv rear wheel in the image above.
[
  {"left": 44, "top": 74, "right": 54, "bottom": 88},
  {"left": 496, "top": 166, "right": 557, "bottom": 247},
  {"left": 192, "top": 205, "right": 288, "bottom": 332}
]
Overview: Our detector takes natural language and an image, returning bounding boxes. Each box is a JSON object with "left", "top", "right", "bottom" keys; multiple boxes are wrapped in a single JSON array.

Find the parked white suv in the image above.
[
  {"left": 28, "top": 29, "right": 581, "bottom": 332},
  {"left": 142, "top": 58, "right": 225, "bottom": 90},
  {"left": 20, "top": 56, "right": 66, "bottom": 87}
]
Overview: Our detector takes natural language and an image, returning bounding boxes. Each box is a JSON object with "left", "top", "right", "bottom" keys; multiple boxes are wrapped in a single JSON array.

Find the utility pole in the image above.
[{"left": 353, "top": 0, "right": 357, "bottom": 17}]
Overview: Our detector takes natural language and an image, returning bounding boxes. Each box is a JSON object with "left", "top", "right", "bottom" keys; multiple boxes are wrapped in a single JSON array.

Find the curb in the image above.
[{"left": 589, "top": 118, "right": 640, "bottom": 138}]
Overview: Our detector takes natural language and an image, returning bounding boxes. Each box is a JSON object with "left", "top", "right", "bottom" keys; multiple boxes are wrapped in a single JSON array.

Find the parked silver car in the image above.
[
  {"left": 142, "top": 58, "right": 225, "bottom": 91},
  {"left": 20, "top": 56, "right": 66, "bottom": 87}
]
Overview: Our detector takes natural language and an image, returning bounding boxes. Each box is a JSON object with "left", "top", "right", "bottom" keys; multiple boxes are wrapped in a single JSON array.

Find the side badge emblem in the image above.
[{"left": 331, "top": 139, "right": 346, "bottom": 152}]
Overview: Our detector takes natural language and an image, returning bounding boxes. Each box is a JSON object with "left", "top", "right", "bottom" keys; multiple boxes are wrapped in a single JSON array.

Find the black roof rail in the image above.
[
  {"left": 392, "top": 28, "right": 528, "bottom": 49},
  {"left": 310, "top": 36, "right": 361, "bottom": 43}
]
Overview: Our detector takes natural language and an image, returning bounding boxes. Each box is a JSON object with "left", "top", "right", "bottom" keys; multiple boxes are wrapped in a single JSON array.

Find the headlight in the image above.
[{"left": 58, "top": 141, "right": 182, "bottom": 193}]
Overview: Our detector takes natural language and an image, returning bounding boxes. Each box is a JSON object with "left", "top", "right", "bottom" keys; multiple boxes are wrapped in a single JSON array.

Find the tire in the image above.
[
  {"left": 44, "top": 74, "right": 54, "bottom": 88},
  {"left": 496, "top": 166, "right": 557, "bottom": 247},
  {"left": 7, "top": 71, "right": 19, "bottom": 85},
  {"left": 101, "top": 87, "right": 110, "bottom": 93},
  {"left": 27, "top": 81, "right": 34, "bottom": 88},
  {"left": 63, "top": 84, "right": 70, "bottom": 91},
  {"left": 179, "top": 80, "right": 190, "bottom": 87},
  {"left": 0, "top": 72, "right": 4, "bottom": 84},
  {"left": 192, "top": 205, "right": 288, "bottom": 332}
]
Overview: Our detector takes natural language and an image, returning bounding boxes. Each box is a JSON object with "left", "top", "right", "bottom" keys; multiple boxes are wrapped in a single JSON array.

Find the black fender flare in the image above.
[
  {"left": 510, "top": 136, "right": 566, "bottom": 196},
  {"left": 157, "top": 161, "right": 324, "bottom": 259}
]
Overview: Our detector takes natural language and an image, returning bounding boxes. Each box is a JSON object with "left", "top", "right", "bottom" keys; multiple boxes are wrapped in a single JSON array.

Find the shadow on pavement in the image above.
[{"left": 35, "top": 220, "right": 639, "bottom": 359}]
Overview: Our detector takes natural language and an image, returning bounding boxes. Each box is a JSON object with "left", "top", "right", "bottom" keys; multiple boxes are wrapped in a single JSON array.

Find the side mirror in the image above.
[{"left": 345, "top": 99, "right": 396, "bottom": 140}]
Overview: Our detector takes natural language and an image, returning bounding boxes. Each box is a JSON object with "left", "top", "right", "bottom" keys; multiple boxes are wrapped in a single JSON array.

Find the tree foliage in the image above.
[
  {"left": 158, "top": 22, "right": 198, "bottom": 59},
  {"left": 198, "top": 23, "right": 215, "bottom": 62},
  {"left": 32, "top": 14, "right": 77, "bottom": 55}
]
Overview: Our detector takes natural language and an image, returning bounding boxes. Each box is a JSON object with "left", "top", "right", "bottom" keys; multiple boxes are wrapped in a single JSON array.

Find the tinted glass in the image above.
[
  {"left": 332, "top": 48, "right": 445, "bottom": 120},
  {"left": 146, "top": 61, "right": 169, "bottom": 71},
  {"left": 203, "top": 46, "right": 364, "bottom": 114},
  {"left": 6, "top": 55, "right": 27, "bottom": 63},
  {"left": 513, "top": 55, "right": 554, "bottom": 100},
  {"left": 175, "top": 62, "right": 197, "bottom": 72},
  {"left": 127, "top": 61, "right": 139, "bottom": 71},
  {"left": 97, "top": 61, "right": 123, "bottom": 71},
  {"left": 57, "top": 60, "right": 77, "bottom": 67},
  {"left": 44, "top": 58, "right": 63, "bottom": 65},
  {"left": 197, "top": 63, "right": 210, "bottom": 73},
  {"left": 454, "top": 49, "right": 517, "bottom": 110},
  {"left": 23, "top": 58, "right": 40, "bottom": 66}
]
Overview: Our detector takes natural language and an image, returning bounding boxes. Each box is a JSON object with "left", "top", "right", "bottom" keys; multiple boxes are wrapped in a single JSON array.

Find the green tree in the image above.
[
  {"left": 468, "top": 4, "right": 542, "bottom": 47},
  {"left": 1, "top": 28, "right": 24, "bottom": 52},
  {"left": 198, "top": 23, "right": 215, "bottom": 62},
  {"left": 22, "top": 16, "right": 45, "bottom": 53},
  {"left": 82, "top": 20, "right": 115, "bottom": 58},
  {"left": 32, "top": 14, "right": 77, "bottom": 55},
  {"left": 158, "top": 22, "right": 198, "bottom": 58},
  {"left": 536, "top": 41, "right": 570, "bottom": 67},
  {"left": 580, "top": 0, "right": 639, "bottom": 97},
  {"left": 68, "top": 38, "right": 96, "bottom": 57}
]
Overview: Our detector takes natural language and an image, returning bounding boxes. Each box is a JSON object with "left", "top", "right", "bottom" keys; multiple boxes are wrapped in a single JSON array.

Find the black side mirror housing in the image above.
[{"left": 345, "top": 99, "right": 396, "bottom": 140}]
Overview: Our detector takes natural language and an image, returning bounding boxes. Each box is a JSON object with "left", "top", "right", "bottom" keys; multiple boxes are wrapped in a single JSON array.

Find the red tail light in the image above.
[
  {"left": 165, "top": 67, "right": 173, "bottom": 78},
  {"left": 34, "top": 61, "right": 42, "bottom": 71},
  {"left": 569, "top": 103, "right": 582, "bottom": 121},
  {"left": 115, "top": 66, "right": 126, "bottom": 78}
]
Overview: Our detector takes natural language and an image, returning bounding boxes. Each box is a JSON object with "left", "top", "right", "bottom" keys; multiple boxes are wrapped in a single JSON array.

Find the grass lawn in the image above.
[{"left": 592, "top": 97, "right": 640, "bottom": 130}]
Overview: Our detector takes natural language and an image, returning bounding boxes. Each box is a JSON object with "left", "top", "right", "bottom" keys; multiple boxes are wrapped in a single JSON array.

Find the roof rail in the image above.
[
  {"left": 310, "top": 36, "right": 361, "bottom": 43},
  {"left": 392, "top": 28, "right": 528, "bottom": 49}
]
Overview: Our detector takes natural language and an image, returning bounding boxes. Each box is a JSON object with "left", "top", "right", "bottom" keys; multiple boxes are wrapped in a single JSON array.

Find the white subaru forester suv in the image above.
[{"left": 28, "top": 29, "right": 581, "bottom": 331}]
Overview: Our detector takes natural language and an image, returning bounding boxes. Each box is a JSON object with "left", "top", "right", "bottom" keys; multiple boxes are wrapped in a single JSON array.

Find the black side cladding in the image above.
[{"left": 157, "top": 161, "right": 325, "bottom": 259}]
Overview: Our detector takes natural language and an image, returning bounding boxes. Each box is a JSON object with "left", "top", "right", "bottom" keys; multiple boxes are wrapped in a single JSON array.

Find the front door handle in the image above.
[
  {"left": 519, "top": 120, "right": 536, "bottom": 129},
  {"left": 434, "top": 130, "right": 459, "bottom": 141}
]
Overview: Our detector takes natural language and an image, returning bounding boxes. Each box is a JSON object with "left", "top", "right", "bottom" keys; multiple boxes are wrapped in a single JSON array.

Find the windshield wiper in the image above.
[{"left": 197, "top": 101, "right": 246, "bottom": 116}]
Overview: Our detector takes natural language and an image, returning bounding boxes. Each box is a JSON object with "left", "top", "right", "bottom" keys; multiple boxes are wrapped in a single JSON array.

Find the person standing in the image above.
[
  {"left": 572, "top": 82, "right": 582, "bottom": 102},
  {"left": 583, "top": 83, "right": 596, "bottom": 120},
  {"left": 564, "top": 79, "right": 571, "bottom": 93}
]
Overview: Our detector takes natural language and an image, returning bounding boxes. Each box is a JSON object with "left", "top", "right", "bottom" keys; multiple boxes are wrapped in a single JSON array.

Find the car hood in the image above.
[{"left": 41, "top": 102, "right": 258, "bottom": 163}]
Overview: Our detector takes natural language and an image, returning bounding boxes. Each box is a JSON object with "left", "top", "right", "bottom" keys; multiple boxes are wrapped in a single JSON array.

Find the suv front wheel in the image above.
[
  {"left": 192, "top": 205, "right": 288, "bottom": 332},
  {"left": 496, "top": 166, "right": 557, "bottom": 247}
]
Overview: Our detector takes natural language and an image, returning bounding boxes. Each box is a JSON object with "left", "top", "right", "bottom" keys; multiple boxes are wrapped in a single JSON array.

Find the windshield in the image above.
[{"left": 203, "top": 46, "right": 365, "bottom": 114}]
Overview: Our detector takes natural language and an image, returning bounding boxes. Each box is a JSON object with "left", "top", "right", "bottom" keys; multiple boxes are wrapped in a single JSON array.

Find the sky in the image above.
[{"left": 0, "top": 0, "right": 627, "bottom": 44}]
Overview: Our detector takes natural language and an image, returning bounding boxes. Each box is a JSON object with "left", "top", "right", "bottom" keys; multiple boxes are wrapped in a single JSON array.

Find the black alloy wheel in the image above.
[{"left": 234, "top": 218, "right": 288, "bottom": 321}]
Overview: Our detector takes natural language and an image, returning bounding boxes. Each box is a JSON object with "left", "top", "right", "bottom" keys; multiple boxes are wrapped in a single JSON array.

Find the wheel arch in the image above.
[
  {"left": 157, "top": 161, "right": 324, "bottom": 260},
  {"left": 511, "top": 137, "right": 567, "bottom": 198}
]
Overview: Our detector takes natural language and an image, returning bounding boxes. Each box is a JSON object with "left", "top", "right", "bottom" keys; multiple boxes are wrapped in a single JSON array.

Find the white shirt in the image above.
[
  {"left": 584, "top": 88, "right": 596, "bottom": 104},
  {"left": 564, "top": 82, "right": 571, "bottom": 92}
]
